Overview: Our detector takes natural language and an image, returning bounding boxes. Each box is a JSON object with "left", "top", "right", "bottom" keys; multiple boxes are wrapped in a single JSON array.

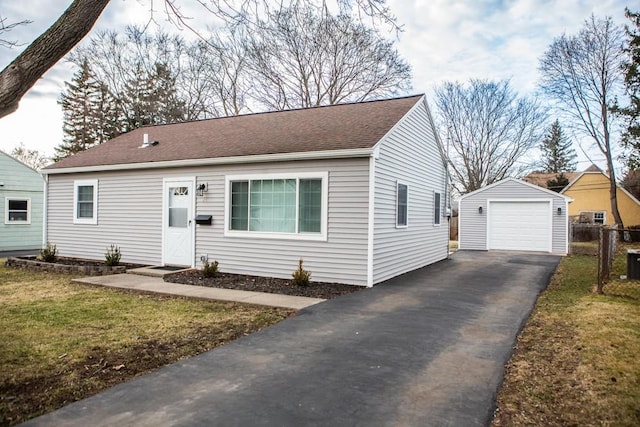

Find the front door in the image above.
[{"left": 163, "top": 178, "right": 194, "bottom": 266}]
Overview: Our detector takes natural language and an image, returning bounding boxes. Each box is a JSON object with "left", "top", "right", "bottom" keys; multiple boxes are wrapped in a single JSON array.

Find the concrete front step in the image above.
[{"left": 127, "top": 266, "right": 191, "bottom": 278}]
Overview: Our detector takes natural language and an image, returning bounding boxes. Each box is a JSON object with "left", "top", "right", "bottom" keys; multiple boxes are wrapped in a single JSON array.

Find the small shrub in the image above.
[
  {"left": 202, "top": 260, "right": 219, "bottom": 278},
  {"left": 292, "top": 258, "right": 311, "bottom": 287},
  {"left": 104, "top": 244, "right": 122, "bottom": 266},
  {"left": 39, "top": 242, "right": 57, "bottom": 262}
]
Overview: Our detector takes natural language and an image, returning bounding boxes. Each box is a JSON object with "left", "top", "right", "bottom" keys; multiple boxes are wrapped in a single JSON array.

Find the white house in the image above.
[
  {"left": 43, "top": 95, "right": 449, "bottom": 286},
  {"left": 458, "top": 178, "right": 571, "bottom": 255}
]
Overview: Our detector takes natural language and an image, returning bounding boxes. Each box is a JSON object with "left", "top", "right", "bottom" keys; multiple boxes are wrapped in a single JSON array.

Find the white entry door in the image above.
[{"left": 163, "top": 178, "right": 194, "bottom": 266}]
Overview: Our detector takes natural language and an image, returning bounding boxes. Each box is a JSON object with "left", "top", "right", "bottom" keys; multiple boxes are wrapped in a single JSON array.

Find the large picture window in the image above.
[
  {"left": 5, "top": 197, "right": 30, "bottom": 224},
  {"left": 226, "top": 173, "right": 327, "bottom": 240},
  {"left": 73, "top": 179, "right": 98, "bottom": 224}
]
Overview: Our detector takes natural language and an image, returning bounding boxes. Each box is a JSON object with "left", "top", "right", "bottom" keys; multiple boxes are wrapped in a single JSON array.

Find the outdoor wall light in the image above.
[
  {"left": 478, "top": 206, "right": 483, "bottom": 214},
  {"left": 197, "top": 183, "right": 208, "bottom": 196}
]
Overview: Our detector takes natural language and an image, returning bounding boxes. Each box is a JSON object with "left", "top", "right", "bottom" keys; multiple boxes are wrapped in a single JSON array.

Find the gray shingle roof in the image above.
[{"left": 47, "top": 95, "right": 423, "bottom": 170}]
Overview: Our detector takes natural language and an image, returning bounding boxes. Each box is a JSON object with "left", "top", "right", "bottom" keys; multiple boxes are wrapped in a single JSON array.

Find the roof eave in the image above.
[{"left": 43, "top": 147, "right": 375, "bottom": 175}]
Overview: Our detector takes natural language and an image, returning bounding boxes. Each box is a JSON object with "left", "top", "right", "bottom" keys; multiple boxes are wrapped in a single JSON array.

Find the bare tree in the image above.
[
  {"left": 5, "top": 142, "right": 51, "bottom": 170},
  {"left": 435, "top": 79, "right": 546, "bottom": 194},
  {"left": 539, "top": 15, "right": 625, "bottom": 227},
  {"left": 245, "top": 4, "right": 410, "bottom": 110},
  {"left": 0, "top": 0, "right": 397, "bottom": 120},
  {"left": 71, "top": 26, "right": 249, "bottom": 120},
  {"left": 0, "top": 16, "right": 33, "bottom": 48},
  {"left": 0, "top": 0, "right": 110, "bottom": 119}
]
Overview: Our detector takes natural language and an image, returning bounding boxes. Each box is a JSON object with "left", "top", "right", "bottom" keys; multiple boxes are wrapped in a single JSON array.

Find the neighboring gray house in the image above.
[
  {"left": 43, "top": 95, "right": 449, "bottom": 286},
  {"left": 458, "top": 178, "right": 570, "bottom": 255},
  {"left": 0, "top": 151, "right": 44, "bottom": 251}
]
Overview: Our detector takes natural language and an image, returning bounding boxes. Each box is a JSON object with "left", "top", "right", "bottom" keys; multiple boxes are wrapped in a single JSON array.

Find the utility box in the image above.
[
  {"left": 195, "top": 215, "right": 212, "bottom": 225},
  {"left": 628, "top": 249, "right": 640, "bottom": 280}
]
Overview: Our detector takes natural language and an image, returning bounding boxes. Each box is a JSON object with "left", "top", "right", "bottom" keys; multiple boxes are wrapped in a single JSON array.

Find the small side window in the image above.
[
  {"left": 73, "top": 180, "right": 98, "bottom": 224},
  {"left": 434, "top": 192, "right": 441, "bottom": 225},
  {"left": 5, "top": 198, "right": 31, "bottom": 224},
  {"left": 396, "top": 182, "right": 408, "bottom": 227}
]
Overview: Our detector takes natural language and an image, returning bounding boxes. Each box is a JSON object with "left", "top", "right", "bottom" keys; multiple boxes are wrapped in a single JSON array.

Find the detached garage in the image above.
[{"left": 458, "top": 178, "right": 570, "bottom": 255}]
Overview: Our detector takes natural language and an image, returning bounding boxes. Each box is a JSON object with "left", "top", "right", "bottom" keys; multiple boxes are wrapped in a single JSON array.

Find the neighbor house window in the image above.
[
  {"left": 593, "top": 211, "right": 605, "bottom": 224},
  {"left": 396, "top": 182, "right": 408, "bottom": 227},
  {"left": 579, "top": 211, "right": 606, "bottom": 225},
  {"left": 434, "top": 192, "right": 441, "bottom": 225},
  {"left": 5, "top": 197, "right": 30, "bottom": 224},
  {"left": 73, "top": 179, "right": 98, "bottom": 224},
  {"left": 226, "top": 172, "right": 327, "bottom": 240}
]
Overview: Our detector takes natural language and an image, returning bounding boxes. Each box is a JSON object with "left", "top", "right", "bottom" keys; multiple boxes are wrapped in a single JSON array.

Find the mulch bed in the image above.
[
  {"left": 34, "top": 257, "right": 145, "bottom": 269},
  {"left": 164, "top": 270, "right": 365, "bottom": 300}
]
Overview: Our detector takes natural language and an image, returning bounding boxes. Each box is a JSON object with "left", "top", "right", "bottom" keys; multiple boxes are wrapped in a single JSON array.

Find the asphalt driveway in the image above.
[{"left": 23, "top": 250, "right": 560, "bottom": 426}]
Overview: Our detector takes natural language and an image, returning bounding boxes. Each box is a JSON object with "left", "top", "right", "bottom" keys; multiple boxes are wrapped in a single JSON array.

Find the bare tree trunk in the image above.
[{"left": 0, "top": 0, "right": 110, "bottom": 119}]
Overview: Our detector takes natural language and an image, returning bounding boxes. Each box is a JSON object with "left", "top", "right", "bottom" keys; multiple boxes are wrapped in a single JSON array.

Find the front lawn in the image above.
[
  {"left": 493, "top": 251, "right": 640, "bottom": 426},
  {"left": 0, "top": 262, "right": 293, "bottom": 426}
]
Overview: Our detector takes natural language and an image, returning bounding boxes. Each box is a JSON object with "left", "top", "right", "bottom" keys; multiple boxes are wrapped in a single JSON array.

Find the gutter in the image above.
[{"left": 42, "top": 148, "right": 374, "bottom": 175}]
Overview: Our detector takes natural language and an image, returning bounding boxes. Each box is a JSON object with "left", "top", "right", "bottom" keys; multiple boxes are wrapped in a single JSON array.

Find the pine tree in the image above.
[
  {"left": 539, "top": 120, "right": 577, "bottom": 173},
  {"left": 56, "top": 60, "right": 119, "bottom": 161},
  {"left": 618, "top": 9, "right": 640, "bottom": 169},
  {"left": 122, "top": 62, "right": 186, "bottom": 132}
]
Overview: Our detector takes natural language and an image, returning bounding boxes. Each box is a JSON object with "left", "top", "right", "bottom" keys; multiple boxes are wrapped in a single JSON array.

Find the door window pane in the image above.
[{"left": 169, "top": 186, "right": 189, "bottom": 227}]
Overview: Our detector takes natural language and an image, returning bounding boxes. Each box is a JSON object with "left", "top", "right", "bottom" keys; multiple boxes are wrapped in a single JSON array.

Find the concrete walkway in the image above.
[
  {"left": 74, "top": 274, "right": 325, "bottom": 310},
  {"left": 24, "top": 251, "right": 560, "bottom": 427}
]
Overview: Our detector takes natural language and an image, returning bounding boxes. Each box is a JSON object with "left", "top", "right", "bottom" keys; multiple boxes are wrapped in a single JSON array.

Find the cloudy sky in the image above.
[{"left": 0, "top": 0, "right": 631, "bottom": 171}]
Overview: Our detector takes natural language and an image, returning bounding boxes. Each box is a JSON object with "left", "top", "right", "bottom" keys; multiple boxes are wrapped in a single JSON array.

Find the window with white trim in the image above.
[
  {"left": 434, "top": 192, "right": 441, "bottom": 225},
  {"left": 579, "top": 210, "right": 606, "bottom": 225},
  {"left": 227, "top": 172, "right": 327, "bottom": 239},
  {"left": 593, "top": 211, "right": 605, "bottom": 224},
  {"left": 5, "top": 197, "right": 30, "bottom": 224},
  {"left": 396, "top": 182, "right": 408, "bottom": 227},
  {"left": 73, "top": 179, "right": 98, "bottom": 224}
]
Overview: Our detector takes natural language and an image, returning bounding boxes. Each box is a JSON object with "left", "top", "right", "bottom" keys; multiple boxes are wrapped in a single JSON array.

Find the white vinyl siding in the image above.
[
  {"left": 459, "top": 179, "right": 569, "bottom": 255},
  {"left": 46, "top": 158, "right": 369, "bottom": 284},
  {"left": 202, "top": 161, "right": 367, "bottom": 284},
  {"left": 372, "top": 99, "right": 449, "bottom": 285}
]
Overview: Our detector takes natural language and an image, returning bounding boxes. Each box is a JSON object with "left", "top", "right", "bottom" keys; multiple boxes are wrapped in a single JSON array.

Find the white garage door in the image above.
[{"left": 488, "top": 201, "right": 551, "bottom": 252}]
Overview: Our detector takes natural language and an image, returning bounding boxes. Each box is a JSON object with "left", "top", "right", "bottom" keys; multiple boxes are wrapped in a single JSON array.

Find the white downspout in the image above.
[
  {"left": 42, "top": 173, "right": 48, "bottom": 246},
  {"left": 366, "top": 148, "right": 379, "bottom": 287}
]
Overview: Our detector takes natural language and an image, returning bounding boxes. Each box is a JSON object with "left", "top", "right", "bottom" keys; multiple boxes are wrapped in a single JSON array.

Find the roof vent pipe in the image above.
[{"left": 143, "top": 133, "right": 149, "bottom": 147}]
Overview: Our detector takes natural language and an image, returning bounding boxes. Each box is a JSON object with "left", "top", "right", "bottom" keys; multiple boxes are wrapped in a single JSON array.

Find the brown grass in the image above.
[
  {"left": 492, "top": 253, "right": 640, "bottom": 426},
  {"left": 0, "top": 261, "right": 293, "bottom": 425}
]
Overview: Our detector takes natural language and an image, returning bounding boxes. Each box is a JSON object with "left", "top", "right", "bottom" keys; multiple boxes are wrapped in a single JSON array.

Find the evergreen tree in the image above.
[
  {"left": 539, "top": 120, "right": 577, "bottom": 173},
  {"left": 546, "top": 173, "right": 570, "bottom": 192},
  {"left": 56, "top": 60, "right": 118, "bottom": 161},
  {"left": 618, "top": 9, "right": 640, "bottom": 169},
  {"left": 122, "top": 62, "right": 186, "bottom": 132}
]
